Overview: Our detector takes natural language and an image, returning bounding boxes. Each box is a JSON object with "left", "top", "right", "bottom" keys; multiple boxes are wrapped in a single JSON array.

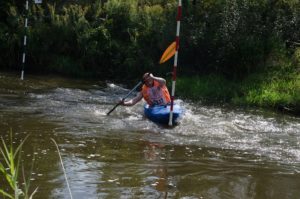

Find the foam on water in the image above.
[{"left": 7, "top": 80, "right": 300, "bottom": 165}]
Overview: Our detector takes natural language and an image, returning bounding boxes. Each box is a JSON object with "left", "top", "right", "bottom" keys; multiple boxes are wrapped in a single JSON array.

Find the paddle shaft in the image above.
[{"left": 106, "top": 81, "right": 143, "bottom": 115}]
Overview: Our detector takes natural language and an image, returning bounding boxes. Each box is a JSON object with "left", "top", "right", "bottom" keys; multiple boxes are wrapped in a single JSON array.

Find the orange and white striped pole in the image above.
[{"left": 169, "top": 0, "right": 182, "bottom": 126}]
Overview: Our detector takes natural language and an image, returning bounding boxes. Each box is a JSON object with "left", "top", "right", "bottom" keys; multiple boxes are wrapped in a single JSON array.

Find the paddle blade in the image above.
[{"left": 159, "top": 41, "right": 176, "bottom": 64}]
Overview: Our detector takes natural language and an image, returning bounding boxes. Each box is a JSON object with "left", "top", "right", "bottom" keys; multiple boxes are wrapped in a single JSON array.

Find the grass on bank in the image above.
[
  {"left": 175, "top": 74, "right": 238, "bottom": 102},
  {"left": 175, "top": 72, "right": 300, "bottom": 114}
]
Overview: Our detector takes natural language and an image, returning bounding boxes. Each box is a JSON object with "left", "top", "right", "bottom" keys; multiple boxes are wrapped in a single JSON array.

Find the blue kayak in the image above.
[{"left": 144, "top": 104, "right": 182, "bottom": 125}]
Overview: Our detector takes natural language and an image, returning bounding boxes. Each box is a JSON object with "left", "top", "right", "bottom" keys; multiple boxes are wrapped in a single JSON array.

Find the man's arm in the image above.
[
  {"left": 150, "top": 74, "right": 166, "bottom": 86},
  {"left": 122, "top": 92, "right": 143, "bottom": 106}
]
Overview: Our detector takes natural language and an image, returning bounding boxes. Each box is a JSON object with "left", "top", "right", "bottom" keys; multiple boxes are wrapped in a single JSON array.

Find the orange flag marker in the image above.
[{"left": 159, "top": 41, "right": 176, "bottom": 64}]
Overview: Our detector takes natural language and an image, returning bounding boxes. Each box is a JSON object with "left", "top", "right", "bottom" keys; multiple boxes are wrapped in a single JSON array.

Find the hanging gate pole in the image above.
[
  {"left": 169, "top": 0, "right": 182, "bottom": 126},
  {"left": 21, "top": 0, "right": 29, "bottom": 80}
]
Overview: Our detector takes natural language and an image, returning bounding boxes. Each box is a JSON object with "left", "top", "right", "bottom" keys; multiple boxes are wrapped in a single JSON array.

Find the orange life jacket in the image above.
[{"left": 142, "top": 80, "right": 171, "bottom": 106}]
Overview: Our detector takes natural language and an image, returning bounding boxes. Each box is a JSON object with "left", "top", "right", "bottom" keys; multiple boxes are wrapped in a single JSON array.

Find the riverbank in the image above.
[
  {"left": 175, "top": 71, "right": 300, "bottom": 116},
  {"left": 1, "top": 69, "right": 299, "bottom": 116}
]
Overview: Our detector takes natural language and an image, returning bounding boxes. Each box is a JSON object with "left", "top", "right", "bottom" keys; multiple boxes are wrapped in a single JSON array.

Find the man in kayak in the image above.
[{"left": 120, "top": 73, "right": 171, "bottom": 106}]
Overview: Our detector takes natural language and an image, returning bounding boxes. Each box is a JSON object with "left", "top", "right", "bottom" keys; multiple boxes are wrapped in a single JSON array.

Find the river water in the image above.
[{"left": 0, "top": 72, "right": 300, "bottom": 199}]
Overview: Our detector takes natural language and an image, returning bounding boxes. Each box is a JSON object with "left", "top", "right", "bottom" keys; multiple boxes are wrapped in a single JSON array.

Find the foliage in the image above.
[
  {"left": 0, "top": 130, "right": 37, "bottom": 199},
  {"left": 1, "top": 0, "right": 299, "bottom": 79},
  {"left": 181, "top": 0, "right": 300, "bottom": 79}
]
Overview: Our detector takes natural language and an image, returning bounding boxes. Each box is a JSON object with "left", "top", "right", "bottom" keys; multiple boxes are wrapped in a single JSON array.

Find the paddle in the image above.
[
  {"left": 106, "top": 81, "right": 143, "bottom": 115},
  {"left": 107, "top": 73, "right": 152, "bottom": 115},
  {"left": 159, "top": 41, "right": 176, "bottom": 64},
  {"left": 106, "top": 73, "right": 151, "bottom": 115}
]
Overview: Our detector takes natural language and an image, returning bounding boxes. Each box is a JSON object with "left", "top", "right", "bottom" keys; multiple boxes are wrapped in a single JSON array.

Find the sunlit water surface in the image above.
[{"left": 0, "top": 73, "right": 300, "bottom": 199}]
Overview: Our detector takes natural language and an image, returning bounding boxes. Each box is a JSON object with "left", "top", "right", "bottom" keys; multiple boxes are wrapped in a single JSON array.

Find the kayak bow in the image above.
[{"left": 144, "top": 104, "right": 182, "bottom": 125}]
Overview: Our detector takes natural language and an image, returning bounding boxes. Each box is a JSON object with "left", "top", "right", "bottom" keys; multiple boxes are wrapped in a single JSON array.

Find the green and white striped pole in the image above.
[
  {"left": 20, "top": 0, "right": 29, "bottom": 80},
  {"left": 20, "top": 0, "right": 42, "bottom": 80}
]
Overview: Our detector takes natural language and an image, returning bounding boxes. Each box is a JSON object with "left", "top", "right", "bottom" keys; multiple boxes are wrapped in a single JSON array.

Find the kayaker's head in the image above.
[{"left": 143, "top": 73, "right": 154, "bottom": 87}]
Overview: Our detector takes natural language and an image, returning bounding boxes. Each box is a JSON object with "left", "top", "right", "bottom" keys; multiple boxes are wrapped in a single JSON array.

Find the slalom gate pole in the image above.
[
  {"left": 21, "top": 0, "right": 29, "bottom": 80},
  {"left": 168, "top": 0, "right": 182, "bottom": 126}
]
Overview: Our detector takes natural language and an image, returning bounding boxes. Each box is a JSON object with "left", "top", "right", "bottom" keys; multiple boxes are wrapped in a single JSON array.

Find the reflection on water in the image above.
[{"left": 1, "top": 72, "right": 300, "bottom": 198}]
